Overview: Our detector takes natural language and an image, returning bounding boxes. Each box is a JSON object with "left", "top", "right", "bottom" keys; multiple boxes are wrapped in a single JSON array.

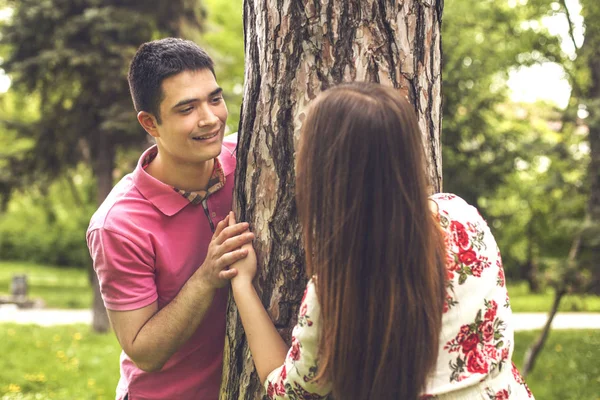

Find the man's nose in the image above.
[{"left": 197, "top": 105, "right": 219, "bottom": 127}]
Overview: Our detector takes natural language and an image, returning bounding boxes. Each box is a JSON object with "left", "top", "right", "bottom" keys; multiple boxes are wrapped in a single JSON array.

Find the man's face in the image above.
[{"left": 153, "top": 69, "right": 228, "bottom": 165}]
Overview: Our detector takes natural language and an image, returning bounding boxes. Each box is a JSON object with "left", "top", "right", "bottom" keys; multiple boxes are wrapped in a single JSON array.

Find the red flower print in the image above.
[
  {"left": 500, "top": 347, "right": 509, "bottom": 361},
  {"left": 281, "top": 365, "right": 287, "bottom": 380},
  {"left": 461, "top": 333, "right": 480, "bottom": 353},
  {"left": 485, "top": 300, "right": 498, "bottom": 320},
  {"left": 451, "top": 221, "right": 470, "bottom": 248},
  {"left": 483, "top": 344, "right": 498, "bottom": 361},
  {"left": 455, "top": 324, "right": 471, "bottom": 344},
  {"left": 479, "top": 320, "right": 495, "bottom": 343},
  {"left": 471, "top": 262, "right": 484, "bottom": 277},
  {"left": 497, "top": 264, "right": 505, "bottom": 287},
  {"left": 301, "top": 287, "right": 308, "bottom": 304},
  {"left": 275, "top": 383, "right": 286, "bottom": 396},
  {"left": 299, "top": 303, "right": 308, "bottom": 318},
  {"left": 458, "top": 248, "right": 477, "bottom": 265},
  {"left": 512, "top": 362, "right": 524, "bottom": 383},
  {"left": 267, "top": 382, "right": 274, "bottom": 397},
  {"left": 495, "top": 389, "right": 509, "bottom": 400},
  {"left": 290, "top": 338, "right": 301, "bottom": 361},
  {"left": 465, "top": 349, "right": 489, "bottom": 374}
]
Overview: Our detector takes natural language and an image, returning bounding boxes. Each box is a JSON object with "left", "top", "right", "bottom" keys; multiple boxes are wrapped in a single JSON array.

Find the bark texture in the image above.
[{"left": 221, "top": 1, "right": 444, "bottom": 398}]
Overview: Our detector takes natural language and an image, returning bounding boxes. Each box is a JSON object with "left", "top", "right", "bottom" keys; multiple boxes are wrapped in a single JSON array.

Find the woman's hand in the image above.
[{"left": 227, "top": 211, "right": 258, "bottom": 285}]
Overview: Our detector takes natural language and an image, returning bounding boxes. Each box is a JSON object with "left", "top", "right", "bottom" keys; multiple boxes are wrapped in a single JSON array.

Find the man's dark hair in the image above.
[{"left": 128, "top": 38, "right": 215, "bottom": 124}]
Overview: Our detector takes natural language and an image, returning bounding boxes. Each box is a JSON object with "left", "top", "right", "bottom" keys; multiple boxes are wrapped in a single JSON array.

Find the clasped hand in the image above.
[
  {"left": 228, "top": 212, "right": 258, "bottom": 285},
  {"left": 199, "top": 213, "right": 255, "bottom": 289}
]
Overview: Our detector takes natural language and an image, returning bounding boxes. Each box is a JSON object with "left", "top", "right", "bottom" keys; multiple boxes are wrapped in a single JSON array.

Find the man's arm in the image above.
[{"left": 107, "top": 215, "right": 254, "bottom": 372}]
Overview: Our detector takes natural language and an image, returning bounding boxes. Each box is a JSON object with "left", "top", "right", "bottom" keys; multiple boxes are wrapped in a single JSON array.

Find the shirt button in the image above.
[{"left": 211, "top": 212, "right": 216, "bottom": 217}]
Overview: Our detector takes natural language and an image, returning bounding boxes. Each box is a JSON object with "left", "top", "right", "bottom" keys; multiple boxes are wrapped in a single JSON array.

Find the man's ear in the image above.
[{"left": 137, "top": 111, "right": 159, "bottom": 138}]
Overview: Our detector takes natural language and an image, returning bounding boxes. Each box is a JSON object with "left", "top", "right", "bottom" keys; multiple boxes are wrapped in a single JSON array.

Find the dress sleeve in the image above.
[
  {"left": 264, "top": 279, "right": 332, "bottom": 399},
  {"left": 87, "top": 228, "right": 157, "bottom": 311}
]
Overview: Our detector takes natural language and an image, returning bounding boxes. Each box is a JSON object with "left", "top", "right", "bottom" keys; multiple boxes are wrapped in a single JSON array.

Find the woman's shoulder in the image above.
[{"left": 429, "top": 193, "right": 484, "bottom": 225}]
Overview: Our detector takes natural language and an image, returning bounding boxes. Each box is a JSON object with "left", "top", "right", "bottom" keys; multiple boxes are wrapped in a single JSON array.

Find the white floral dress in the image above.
[{"left": 264, "top": 194, "right": 534, "bottom": 400}]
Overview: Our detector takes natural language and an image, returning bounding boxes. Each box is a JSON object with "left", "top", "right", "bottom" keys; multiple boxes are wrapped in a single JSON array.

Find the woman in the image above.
[{"left": 229, "top": 82, "right": 533, "bottom": 399}]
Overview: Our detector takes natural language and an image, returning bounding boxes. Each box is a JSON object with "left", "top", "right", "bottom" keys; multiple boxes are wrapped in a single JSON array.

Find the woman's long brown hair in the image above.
[{"left": 296, "top": 83, "right": 446, "bottom": 400}]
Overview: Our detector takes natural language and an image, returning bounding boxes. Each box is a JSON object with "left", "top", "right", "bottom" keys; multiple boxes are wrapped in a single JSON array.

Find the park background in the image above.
[{"left": 0, "top": 0, "right": 599, "bottom": 399}]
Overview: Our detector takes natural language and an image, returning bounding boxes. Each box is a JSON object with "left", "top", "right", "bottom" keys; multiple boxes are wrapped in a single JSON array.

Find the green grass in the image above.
[
  {"left": 513, "top": 329, "right": 600, "bottom": 400},
  {"left": 507, "top": 281, "right": 600, "bottom": 313},
  {"left": 0, "top": 324, "right": 120, "bottom": 400},
  {"left": 0, "top": 325, "right": 596, "bottom": 400},
  {"left": 0, "top": 262, "right": 91, "bottom": 309},
  {"left": 2, "top": 261, "right": 600, "bottom": 313}
]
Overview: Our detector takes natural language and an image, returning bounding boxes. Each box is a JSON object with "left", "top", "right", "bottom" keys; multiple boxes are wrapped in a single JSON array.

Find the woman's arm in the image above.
[
  {"left": 231, "top": 278, "right": 289, "bottom": 383},
  {"left": 228, "top": 213, "right": 289, "bottom": 383}
]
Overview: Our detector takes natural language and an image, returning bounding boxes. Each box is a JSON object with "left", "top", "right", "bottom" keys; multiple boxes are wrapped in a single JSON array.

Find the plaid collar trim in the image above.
[{"left": 141, "top": 147, "right": 226, "bottom": 205}]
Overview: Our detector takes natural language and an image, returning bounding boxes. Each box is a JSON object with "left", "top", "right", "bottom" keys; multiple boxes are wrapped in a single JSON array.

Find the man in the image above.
[{"left": 87, "top": 38, "right": 253, "bottom": 400}]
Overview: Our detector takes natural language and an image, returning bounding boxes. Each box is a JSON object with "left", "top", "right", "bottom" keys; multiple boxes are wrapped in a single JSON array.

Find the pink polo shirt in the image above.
[{"left": 87, "top": 137, "right": 236, "bottom": 400}]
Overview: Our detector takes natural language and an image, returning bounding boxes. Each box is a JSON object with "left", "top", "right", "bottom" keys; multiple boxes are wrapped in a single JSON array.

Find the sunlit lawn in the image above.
[
  {"left": 507, "top": 281, "right": 600, "bottom": 313},
  {"left": 0, "top": 262, "right": 91, "bottom": 309},
  {"left": 3, "top": 261, "right": 600, "bottom": 313},
  {"left": 0, "top": 324, "right": 120, "bottom": 400},
  {"left": 513, "top": 329, "right": 600, "bottom": 400},
  {"left": 0, "top": 323, "right": 597, "bottom": 400}
]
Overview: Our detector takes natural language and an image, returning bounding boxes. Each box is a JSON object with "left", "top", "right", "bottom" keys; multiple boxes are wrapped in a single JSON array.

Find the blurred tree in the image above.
[
  {"left": 522, "top": 0, "right": 600, "bottom": 376},
  {"left": 0, "top": 0, "right": 204, "bottom": 332},
  {"left": 575, "top": 0, "right": 600, "bottom": 295},
  {"left": 441, "top": 0, "right": 582, "bottom": 289},
  {"left": 443, "top": 0, "right": 562, "bottom": 204}
]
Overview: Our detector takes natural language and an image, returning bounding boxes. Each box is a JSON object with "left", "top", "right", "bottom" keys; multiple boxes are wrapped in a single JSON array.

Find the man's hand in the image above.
[
  {"left": 198, "top": 214, "right": 255, "bottom": 289},
  {"left": 228, "top": 212, "right": 258, "bottom": 285}
]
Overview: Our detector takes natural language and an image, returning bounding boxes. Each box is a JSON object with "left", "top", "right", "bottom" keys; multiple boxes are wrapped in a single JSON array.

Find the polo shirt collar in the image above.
[{"left": 132, "top": 145, "right": 234, "bottom": 217}]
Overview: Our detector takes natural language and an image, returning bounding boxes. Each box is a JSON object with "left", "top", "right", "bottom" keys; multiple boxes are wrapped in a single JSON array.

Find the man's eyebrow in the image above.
[{"left": 171, "top": 88, "right": 223, "bottom": 110}]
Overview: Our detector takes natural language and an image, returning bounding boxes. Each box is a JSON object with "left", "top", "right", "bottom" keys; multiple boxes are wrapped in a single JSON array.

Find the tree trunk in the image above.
[
  {"left": 89, "top": 135, "right": 114, "bottom": 333},
  {"left": 582, "top": 0, "right": 600, "bottom": 294},
  {"left": 221, "top": 1, "right": 444, "bottom": 398}
]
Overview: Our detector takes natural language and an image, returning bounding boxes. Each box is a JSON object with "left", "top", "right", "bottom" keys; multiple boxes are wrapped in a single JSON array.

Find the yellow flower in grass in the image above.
[
  {"left": 555, "top": 344, "right": 563, "bottom": 352},
  {"left": 56, "top": 350, "right": 67, "bottom": 362},
  {"left": 7, "top": 383, "right": 21, "bottom": 393},
  {"left": 25, "top": 373, "right": 47, "bottom": 383},
  {"left": 88, "top": 378, "right": 96, "bottom": 388},
  {"left": 7, "top": 328, "right": 15, "bottom": 336},
  {"left": 73, "top": 332, "right": 83, "bottom": 341},
  {"left": 53, "top": 334, "right": 61, "bottom": 342}
]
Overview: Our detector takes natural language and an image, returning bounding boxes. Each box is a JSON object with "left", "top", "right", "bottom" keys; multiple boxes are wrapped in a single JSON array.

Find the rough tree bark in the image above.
[{"left": 220, "top": 1, "right": 444, "bottom": 398}]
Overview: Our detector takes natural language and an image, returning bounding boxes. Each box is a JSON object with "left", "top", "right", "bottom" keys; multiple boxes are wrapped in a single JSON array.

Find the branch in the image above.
[
  {"left": 521, "top": 220, "right": 584, "bottom": 376},
  {"left": 559, "top": 0, "right": 579, "bottom": 52}
]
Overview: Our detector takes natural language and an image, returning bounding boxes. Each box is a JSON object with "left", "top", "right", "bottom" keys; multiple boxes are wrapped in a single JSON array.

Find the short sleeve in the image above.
[
  {"left": 87, "top": 228, "right": 157, "bottom": 311},
  {"left": 264, "top": 279, "right": 332, "bottom": 399}
]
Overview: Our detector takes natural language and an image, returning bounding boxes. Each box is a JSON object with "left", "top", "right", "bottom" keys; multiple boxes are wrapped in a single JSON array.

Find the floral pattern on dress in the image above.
[
  {"left": 265, "top": 281, "right": 331, "bottom": 400},
  {"left": 443, "top": 299, "right": 508, "bottom": 382},
  {"left": 264, "top": 194, "right": 533, "bottom": 399}
]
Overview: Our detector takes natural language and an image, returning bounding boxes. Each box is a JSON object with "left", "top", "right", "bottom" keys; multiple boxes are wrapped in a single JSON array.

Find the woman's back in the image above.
[{"left": 263, "top": 193, "right": 534, "bottom": 400}]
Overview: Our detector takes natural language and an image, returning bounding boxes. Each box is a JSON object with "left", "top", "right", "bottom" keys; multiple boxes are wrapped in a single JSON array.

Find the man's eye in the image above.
[
  {"left": 212, "top": 96, "right": 223, "bottom": 103},
  {"left": 180, "top": 107, "right": 193, "bottom": 113}
]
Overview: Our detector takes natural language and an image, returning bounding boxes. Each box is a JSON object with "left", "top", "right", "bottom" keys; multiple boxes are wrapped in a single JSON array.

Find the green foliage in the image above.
[
  {"left": 0, "top": 0, "right": 205, "bottom": 203},
  {"left": 197, "top": 0, "right": 245, "bottom": 133},
  {"left": 0, "top": 165, "right": 96, "bottom": 268},
  {"left": 0, "top": 261, "right": 91, "bottom": 308},
  {"left": 442, "top": 0, "right": 592, "bottom": 285},
  {"left": 442, "top": 0, "right": 563, "bottom": 206},
  {"left": 0, "top": 324, "right": 120, "bottom": 399},
  {"left": 513, "top": 330, "right": 600, "bottom": 400}
]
